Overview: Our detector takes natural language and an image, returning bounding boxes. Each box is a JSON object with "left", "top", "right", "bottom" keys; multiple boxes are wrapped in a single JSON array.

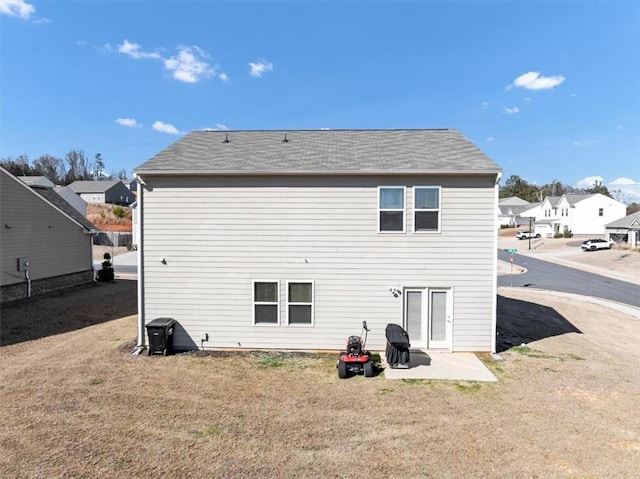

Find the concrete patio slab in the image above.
[{"left": 383, "top": 350, "right": 498, "bottom": 382}]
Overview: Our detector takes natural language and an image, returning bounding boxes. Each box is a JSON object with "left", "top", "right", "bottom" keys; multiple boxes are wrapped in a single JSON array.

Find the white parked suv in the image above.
[
  {"left": 516, "top": 230, "right": 541, "bottom": 240},
  {"left": 580, "top": 239, "right": 615, "bottom": 251}
]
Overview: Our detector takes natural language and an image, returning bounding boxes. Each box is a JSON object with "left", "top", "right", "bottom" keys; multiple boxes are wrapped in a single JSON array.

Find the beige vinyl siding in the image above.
[
  {"left": 141, "top": 175, "right": 497, "bottom": 352},
  {"left": 1, "top": 172, "right": 92, "bottom": 286}
]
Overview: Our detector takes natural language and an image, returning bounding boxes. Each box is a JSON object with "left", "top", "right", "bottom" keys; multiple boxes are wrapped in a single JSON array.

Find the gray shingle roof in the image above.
[
  {"left": 134, "top": 129, "right": 501, "bottom": 175},
  {"left": 67, "top": 180, "right": 123, "bottom": 193},
  {"left": 563, "top": 194, "right": 594, "bottom": 205},
  {"left": 605, "top": 211, "right": 640, "bottom": 229},
  {"left": 30, "top": 186, "right": 97, "bottom": 232}
]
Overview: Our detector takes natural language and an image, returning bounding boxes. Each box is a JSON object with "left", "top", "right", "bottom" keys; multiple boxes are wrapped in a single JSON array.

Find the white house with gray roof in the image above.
[
  {"left": 534, "top": 193, "right": 626, "bottom": 237},
  {"left": 605, "top": 212, "right": 640, "bottom": 247},
  {"left": 133, "top": 129, "right": 502, "bottom": 353}
]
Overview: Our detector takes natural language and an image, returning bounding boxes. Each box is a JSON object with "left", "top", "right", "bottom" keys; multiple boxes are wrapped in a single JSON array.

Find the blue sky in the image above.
[{"left": 1, "top": 0, "right": 639, "bottom": 201}]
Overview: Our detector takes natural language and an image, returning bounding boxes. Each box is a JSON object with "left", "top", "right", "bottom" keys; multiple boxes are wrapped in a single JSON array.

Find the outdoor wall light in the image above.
[
  {"left": 161, "top": 258, "right": 167, "bottom": 265},
  {"left": 5, "top": 223, "right": 12, "bottom": 228}
]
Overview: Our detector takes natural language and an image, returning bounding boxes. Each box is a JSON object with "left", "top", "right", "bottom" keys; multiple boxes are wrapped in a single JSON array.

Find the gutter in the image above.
[
  {"left": 132, "top": 169, "right": 503, "bottom": 177},
  {"left": 134, "top": 174, "right": 146, "bottom": 354},
  {"left": 491, "top": 172, "right": 502, "bottom": 355}
]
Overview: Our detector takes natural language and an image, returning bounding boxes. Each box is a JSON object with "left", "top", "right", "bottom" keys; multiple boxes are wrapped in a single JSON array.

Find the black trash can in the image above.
[
  {"left": 385, "top": 323, "right": 411, "bottom": 369},
  {"left": 146, "top": 317, "right": 176, "bottom": 356}
]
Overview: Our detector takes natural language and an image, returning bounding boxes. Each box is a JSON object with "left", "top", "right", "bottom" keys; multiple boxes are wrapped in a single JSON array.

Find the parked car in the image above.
[
  {"left": 580, "top": 239, "right": 615, "bottom": 251},
  {"left": 516, "top": 230, "right": 541, "bottom": 240}
]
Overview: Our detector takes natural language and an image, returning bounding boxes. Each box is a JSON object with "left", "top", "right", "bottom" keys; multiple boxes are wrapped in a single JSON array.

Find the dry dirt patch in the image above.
[{"left": 0, "top": 285, "right": 638, "bottom": 478}]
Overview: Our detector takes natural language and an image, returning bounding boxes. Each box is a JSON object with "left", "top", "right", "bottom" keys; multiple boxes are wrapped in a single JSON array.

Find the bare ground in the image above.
[{"left": 1, "top": 279, "right": 638, "bottom": 478}]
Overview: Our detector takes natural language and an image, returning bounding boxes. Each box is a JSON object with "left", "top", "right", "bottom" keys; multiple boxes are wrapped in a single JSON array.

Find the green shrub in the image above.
[
  {"left": 112, "top": 206, "right": 126, "bottom": 218},
  {"left": 553, "top": 232, "right": 563, "bottom": 238},
  {"left": 563, "top": 230, "right": 572, "bottom": 238}
]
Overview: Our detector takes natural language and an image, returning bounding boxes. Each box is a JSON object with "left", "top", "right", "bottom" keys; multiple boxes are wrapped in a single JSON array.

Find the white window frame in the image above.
[
  {"left": 252, "top": 280, "right": 280, "bottom": 326},
  {"left": 413, "top": 186, "right": 441, "bottom": 233},
  {"left": 378, "top": 186, "right": 406, "bottom": 233},
  {"left": 286, "top": 280, "right": 315, "bottom": 327}
]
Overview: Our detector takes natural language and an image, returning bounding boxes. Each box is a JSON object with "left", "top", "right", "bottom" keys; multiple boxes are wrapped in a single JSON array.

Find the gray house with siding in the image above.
[
  {"left": 1, "top": 167, "right": 97, "bottom": 302},
  {"left": 67, "top": 180, "right": 134, "bottom": 206},
  {"left": 133, "top": 129, "right": 502, "bottom": 353}
]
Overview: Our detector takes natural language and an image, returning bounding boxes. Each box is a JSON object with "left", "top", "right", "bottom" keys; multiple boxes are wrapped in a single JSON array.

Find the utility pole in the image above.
[{"left": 529, "top": 217, "right": 532, "bottom": 250}]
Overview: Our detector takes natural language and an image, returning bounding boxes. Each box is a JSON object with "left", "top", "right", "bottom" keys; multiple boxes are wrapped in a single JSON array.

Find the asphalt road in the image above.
[{"left": 498, "top": 249, "right": 640, "bottom": 308}]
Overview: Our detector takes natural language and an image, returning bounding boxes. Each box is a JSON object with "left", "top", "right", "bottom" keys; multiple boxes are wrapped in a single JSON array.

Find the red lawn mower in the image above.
[{"left": 337, "top": 321, "right": 375, "bottom": 379}]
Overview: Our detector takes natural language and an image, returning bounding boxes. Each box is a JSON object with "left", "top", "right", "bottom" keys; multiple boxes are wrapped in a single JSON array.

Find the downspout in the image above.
[
  {"left": 25, "top": 268, "right": 31, "bottom": 298},
  {"left": 134, "top": 174, "right": 146, "bottom": 354},
  {"left": 491, "top": 172, "right": 502, "bottom": 356}
]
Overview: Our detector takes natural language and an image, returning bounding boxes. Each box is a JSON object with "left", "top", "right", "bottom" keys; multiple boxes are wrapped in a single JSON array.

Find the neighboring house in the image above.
[
  {"left": 67, "top": 180, "right": 134, "bottom": 205},
  {"left": 499, "top": 196, "right": 529, "bottom": 206},
  {"left": 534, "top": 194, "right": 626, "bottom": 237},
  {"left": 1, "top": 167, "right": 97, "bottom": 303},
  {"left": 54, "top": 185, "right": 88, "bottom": 216},
  {"left": 133, "top": 129, "right": 502, "bottom": 354},
  {"left": 497, "top": 205, "right": 531, "bottom": 228},
  {"left": 18, "top": 175, "right": 55, "bottom": 188},
  {"left": 605, "top": 212, "right": 640, "bottom": 247},
  {"left": 497, "top": 197, "right": 533, "bottom": 228},
  {"left": 519, "top": 202, "right": 542, "bottom": 230}
]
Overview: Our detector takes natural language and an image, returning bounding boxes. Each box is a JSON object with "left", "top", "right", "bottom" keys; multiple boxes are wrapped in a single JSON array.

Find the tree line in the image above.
[
  {"left": 0, "top": 151, "right": 127, "bottom": 186},
  {"left": 500, "top": 175, "right": 638, "bottom": 213}
]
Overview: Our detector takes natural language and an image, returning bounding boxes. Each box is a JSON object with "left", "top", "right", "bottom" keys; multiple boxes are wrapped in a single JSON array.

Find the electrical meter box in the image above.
[{"left": 17, "top": 257, "right": 30, "bottom": 271}]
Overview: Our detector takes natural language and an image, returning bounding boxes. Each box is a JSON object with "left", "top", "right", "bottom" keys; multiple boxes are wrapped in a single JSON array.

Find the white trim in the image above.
[
  {"left": 252, "top": 280, "right": 280, "bottom": 326},
  {"left": 378, "top": 186, "right": 406, "bottom": 233},
  {"left": 286, "top": 280, "right": 315, "bottom": 327},
  {"left": 412, "top": 185, "right": 441, "bottom": 233},
  {"left": 136, "top": 175, "right": 145, "bottom": 346}
]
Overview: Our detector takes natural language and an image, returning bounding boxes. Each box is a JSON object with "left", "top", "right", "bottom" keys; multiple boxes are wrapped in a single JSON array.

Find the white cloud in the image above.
[
  {"left": 33, "top": 17, "right": 50, "bottom": 24},
  {"left": 523, "top": 97, "right": 532, "bottom": 102},
  {"left": 608, "top": 178, "right": 640, "bottom": 202},
  {"left": 203, "top": 124, "right": 229, "bottom": 131},
  {"left": 511, "top": 71, "right": 566, "bottom": 90},
  {"left": 76, "top": 40, "right": 88, "bottom": 46},
  {"left": 481, "top": 102, "right": 489, "bottom": 109},
  {"left": 164, "top": 46, "right": 215, "bottom": 83},
  {"left": 152, "top": 121, "right": 181, "bottom": 135},
  {"left": 117, "top": 39, "right": 161, "bottom": 60},
  {"left": 616, "top": 125, "right": 624, "bottom": 130},
  {"left": 115, "top": 118, "right": 140, "bottom": 128},
  {"left": 218, "top": 73, "right": 228, "bottom": 82},
  {"left": 576, "top": 176, "right": 604, "bottom": 188},
  {"left": 502, "top": 106, "right": 520, "bottom": 114},
  {"left": 0, "top": 0, "right": 34, "bottom": 19},
  {"left": 320, "top": 127, "right": 331, "bottom": 130},
  {"left": 249, "top": 60, "right": 273, "bottom": 78},
  {"left": 486, "top": 137, "right": 495, "bottom": 142},
  {"left": 570, "top": 93, "right": 577, "bottom": 98},
  {"left": 610, "top": 177, "right": 636, "bottom": 186}
]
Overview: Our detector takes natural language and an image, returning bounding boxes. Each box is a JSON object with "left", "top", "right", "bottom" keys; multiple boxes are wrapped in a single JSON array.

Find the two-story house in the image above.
[
  {"left": 534, "top": 194, "right": 626, "bottom": 237},
  {"left": 133, "top": 130, "right": 502, "bottom": 353}
]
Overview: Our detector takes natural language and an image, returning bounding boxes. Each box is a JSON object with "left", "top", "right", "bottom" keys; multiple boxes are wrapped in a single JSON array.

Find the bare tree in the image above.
[
  {"left": 32, "top": 154, "right": 65, "bottom": 184},
  {"left": 64, "top": 150, "right": 92, "bottom": 184}
]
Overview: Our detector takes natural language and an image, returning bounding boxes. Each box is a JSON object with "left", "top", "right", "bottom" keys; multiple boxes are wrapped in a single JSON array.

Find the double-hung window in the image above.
[
  {"left": 253, "top": 281, "right": 279, "bottom": 325},
  {"left": 287, "top": 281, "right": 314, "bottom": 325},
  {"left": 379, "top": 187, "right": 405, "bottom": 232},
  {"left": 414, "top": 187, "right": 440, "bottom": 232}
]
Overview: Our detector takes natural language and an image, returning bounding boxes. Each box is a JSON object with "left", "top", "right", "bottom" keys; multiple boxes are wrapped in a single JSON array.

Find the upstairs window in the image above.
[
  {"left": 414, "top": 187, "right": 440, "bottom": 232},
  {"left": 598, "top": 208, "right": 604, "bottom": 217},
  {"left": 253, "top": 281, "right": 279, "bottom": 325},
  {"left": 378, "top": 187, "right": 405, "bottom": 232},
  {"left": 287, "top": 282, "right": 314, "bottom": 325}
]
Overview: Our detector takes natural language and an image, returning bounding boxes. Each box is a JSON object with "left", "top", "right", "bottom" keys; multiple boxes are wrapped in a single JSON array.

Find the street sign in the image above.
[{"left": 506, "top": 248, "right": 518, "bottom": 253}]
